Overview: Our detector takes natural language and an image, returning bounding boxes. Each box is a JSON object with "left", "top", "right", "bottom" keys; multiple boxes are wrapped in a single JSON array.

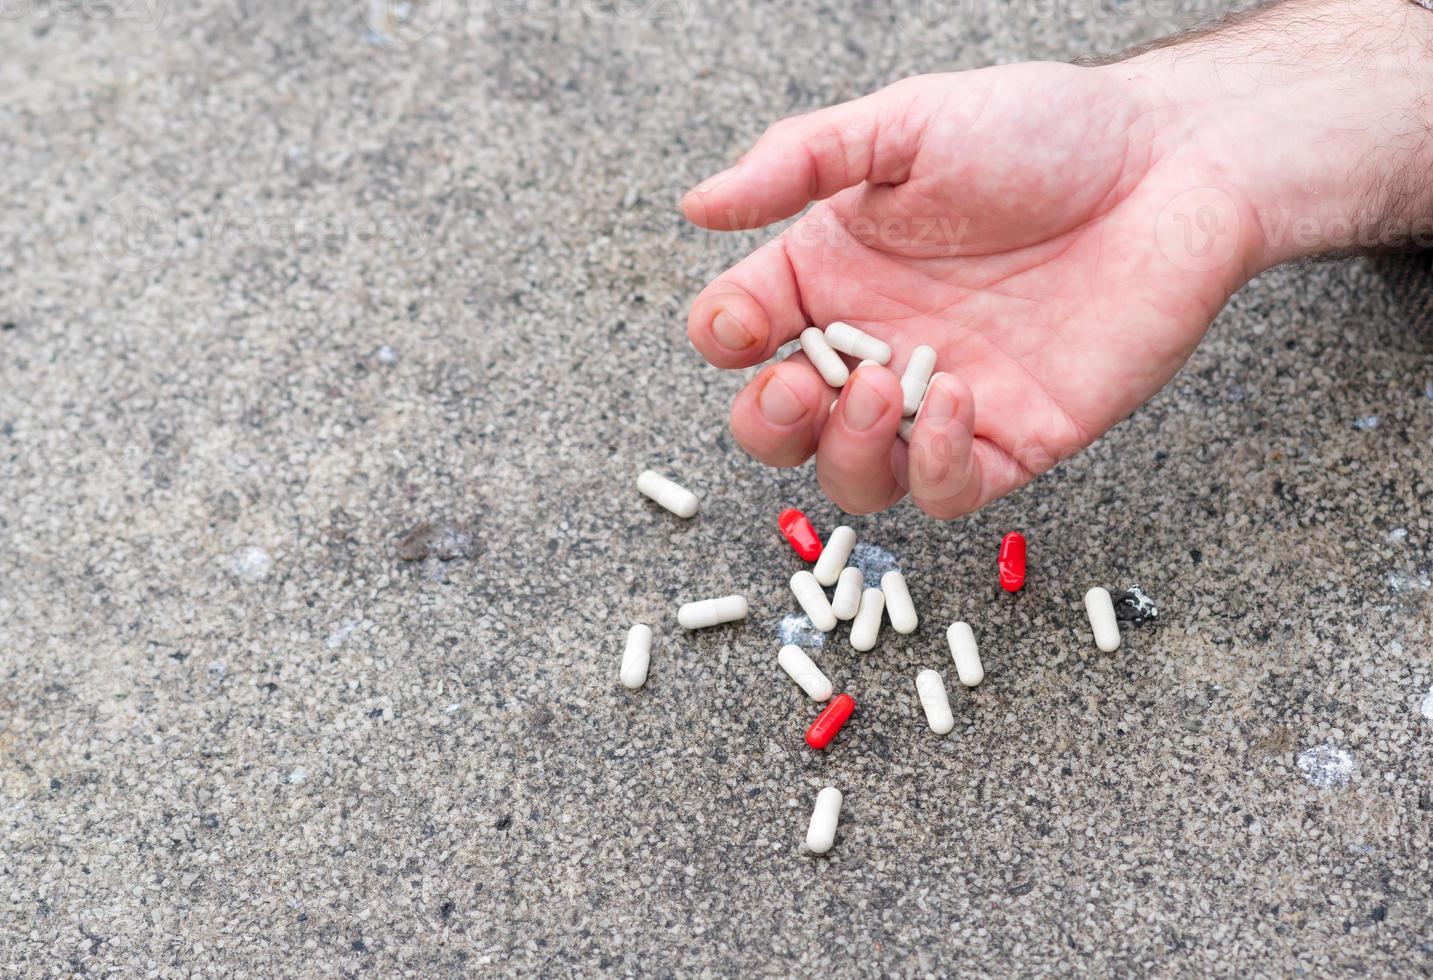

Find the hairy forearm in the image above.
[{"left": 1107, "top": 0, "right": 1433, "bottom": 267}]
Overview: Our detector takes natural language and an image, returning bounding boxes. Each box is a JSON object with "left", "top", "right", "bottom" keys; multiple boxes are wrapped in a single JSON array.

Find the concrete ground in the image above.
[{"left": 2, "top": 0, "right": 1431, "bottom": 975}]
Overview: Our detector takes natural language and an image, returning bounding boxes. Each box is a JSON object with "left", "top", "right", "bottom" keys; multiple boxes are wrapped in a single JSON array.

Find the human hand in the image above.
[{"left": 682, "top": 0, "right": 1433, "bottom": 517}]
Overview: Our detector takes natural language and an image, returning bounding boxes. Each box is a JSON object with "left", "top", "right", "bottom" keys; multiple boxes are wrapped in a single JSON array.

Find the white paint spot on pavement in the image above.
[
  {"left": 1296, "top": 743, "right": 1356, "bottom": 791},
  {"left": 325, "top": 620, "right": 359, "bottom": 649},
  {"left": 228, "top": 546, "right": 273, "bottom": 582},
  {"left": 777, "top": 613, "right": 824, "bottom": 648},
  {"left": 851, "top": 542, "right": 897, "bottom": 588}
]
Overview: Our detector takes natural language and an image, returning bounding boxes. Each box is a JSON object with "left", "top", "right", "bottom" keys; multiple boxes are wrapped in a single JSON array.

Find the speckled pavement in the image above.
[{"left": 2, "top": 1, "right": 1431, "bottom": 975}]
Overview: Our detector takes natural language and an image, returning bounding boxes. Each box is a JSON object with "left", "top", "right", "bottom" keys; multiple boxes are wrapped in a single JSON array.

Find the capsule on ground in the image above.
[
  {"left": 778, "top": 644, "right": 832, "bottom": 701},
  {"left": 831, "top": 566, "right": 864, "bottom": 621},
  {"left": 805, "top": 786, "right": 843, "bottom": 854},
  {"left": 881, "top": 570, "right": 918, "bottom": 634},
  {"left": 915, "top": 669, "right": 954, "bottom": 734},
  {"left": 790, "top": 570, "right": 837, "bottom": 632},
  {"left": 619, "top": 624, "right": 652, "bottom": 690},
  {"left": 998, "top": 532, "right": 1027, "bottom": 592},
  {"left": 778, "top": 508, "right": 823, "bottom": 561},
  {"left": 813, "top": 525, "right": 856, "bottom": 586},
  {"left": 1085, "top": 587, "right": 1121, "bottom": 652},
  {"left": 636, "top": 470, "right": 698, "bottom": 518},
  {"left": 677, "top": 594, "right": 748, "bottom": 630},
  {"left": 800, "top": 327, "right": 850, "bottom": 388},
  {"left": 947, "top": 621, "right": 984, "bottom": 687},
  {"left": 824, "top": 321, "right": 892, "bottom": 365},
  {"left": 805, "top": 693, "right": 856, "bottom": 749},
  {"left": 850, "top": 588, "right": 885, "bottom": 652},
  {"left": 900, "top": 346, "right": 937, "bottom": 416}
]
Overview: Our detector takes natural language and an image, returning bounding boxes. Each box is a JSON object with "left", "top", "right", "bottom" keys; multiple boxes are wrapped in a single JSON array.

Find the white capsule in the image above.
[
  {"left": 778, "top": 644, "right": 833, "bottom": 701},
  {"left": 823, "top": 321, "right": 892, "bottom": 365},
  {"left": 1085, "top": 587, "right": 1121, "bottom": 652},
  {"left": 636, "top": 470, "right": 698, "bottom": 518},
  {"left": 898, "top": 417, "right": 915, "bottom": 442},
  {"left": 915, "top": 669, "right": 954, "bottom": 734},
  {"left": 850, "top": 587, "right": 885, "bottom": 651},
  {"left": 790, "top": 570, "right": 836, "bottom": 633},
  {"left": 805, "top": 786, "right": 843, "bottom": 854},
  {"left": 900, "top": 346, "right": 937, "bottom": 416},
  {"left": 831, "top": 566, "right": 864, "bottom": 621},
  {"left": 946, "top": 621, "right": 984, "bottom": 687},
  {"left": 857, "top": 359, "right": 880, "bottom": 370},
  {"left": 813, "top": 525, "right": 856, "bottom": 586},
  {"left": 677, "top": 594, "right": 748, "bottom": 629},
  {"left": 619, "top": 624, "right": 652, "bottom": 690},
  {"left": 799, "top": 327, "right": 850, "bottom": 389},
  {"left": 881, "top": 570, "right": 918, "bottom": 634}
]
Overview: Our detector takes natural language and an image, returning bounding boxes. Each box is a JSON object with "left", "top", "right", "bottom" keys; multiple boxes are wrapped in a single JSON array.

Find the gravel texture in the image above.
[{"left": 2, "top": 0, "right": 1431, "bottom": 975}]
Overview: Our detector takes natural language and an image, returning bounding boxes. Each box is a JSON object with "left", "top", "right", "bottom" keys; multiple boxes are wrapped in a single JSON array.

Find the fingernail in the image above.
[
  {"left": 711, "top": 310, "right": 757, "bottom": 351},
  {"left": 759, "top": 374, "right": 807, "bottom": 426},
  {"left": 843, "top": 374, "right": 890, "bottom": 431},
  {"left": 920, "top": 373, "right": 957, "bottom": 421}
]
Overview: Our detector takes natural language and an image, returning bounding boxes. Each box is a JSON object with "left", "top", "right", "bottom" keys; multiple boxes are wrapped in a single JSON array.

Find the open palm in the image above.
[{"left": 683, "top": 62, "right": 1259, "bottom": 517}]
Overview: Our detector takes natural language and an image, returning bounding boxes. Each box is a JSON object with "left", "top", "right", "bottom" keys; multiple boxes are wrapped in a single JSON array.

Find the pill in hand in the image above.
[{"left": 823, "top": 321, "right": 892, "bottom": 365}]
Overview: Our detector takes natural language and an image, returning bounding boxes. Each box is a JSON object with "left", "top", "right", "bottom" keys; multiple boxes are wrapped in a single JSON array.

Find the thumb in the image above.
[{"left": 682, "top": 79, "right": 929, "bottom": 231}]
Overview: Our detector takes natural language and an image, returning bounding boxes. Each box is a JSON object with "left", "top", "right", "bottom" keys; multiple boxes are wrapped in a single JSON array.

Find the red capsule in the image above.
[
  {"left": 998, "top": 532, "right": 1026, "bottom": 592},
  {"left": 805, "top": 693, "right": 855, "bottom": 750},
  {"left": 778, "top": 508, "right": 823, "bottom": 562}
]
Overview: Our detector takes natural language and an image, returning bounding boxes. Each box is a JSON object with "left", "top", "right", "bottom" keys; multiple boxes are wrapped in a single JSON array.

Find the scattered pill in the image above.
[
  {"left": 898, "top": 417, "right": 915, "bottom": 441},
  {"left": 778, "top": 508, "right": 823, "bottom": 562},
  {"left": 620, "top": 624, "right": 652, "bottom": 690},
  {"left": 857, "top": 359, "right": 879, "bottom": 370},
  {"left": 778, "top": 644, "right": 833, "bottom": 701},
  {"left": 805, "top": 786, "right": 843, "bottom": 854},
  {"left": 824, "top": 321, "right": 892, "bottom": 365},
  {"left": 636, "top": 470, "right": 698, "bottom": 518},
  {"left": 831, "top": 566, "right": 864, "bottom": 621},
  {"left": 900, "top": 346, "right": 937, "bottom": 416},
  {"left": 1085, "top": 587, "right": 1121, "bottom": 652},
  {"left": 946, "top": 621, "right": 984, "bottom": 687},
  {"left": 678, "top": 594, "right": 749, "bottom": 630},
  {"left": 850, "top": 587, "right": 885, "bottom": 652},
  {"left": 805, "top": 693, "right": 855, "bottom": 749},
  {"left": 800, "top": 327, "right": 850, "bottom": 388},
  {"left": 881, "top": 570, "right": 918, "bottom": 634},
  {"left": 998, "top": 532, "right": 1027, "bottom": 592},
  {"left": 813, "top": 525, "right": 856, "bottom": 586},
  {"left": 915, "top": 669, "right": 954, "bottom": 734},
  {"left": 790, "top": 570, "right": 837, "bottom": 632}
]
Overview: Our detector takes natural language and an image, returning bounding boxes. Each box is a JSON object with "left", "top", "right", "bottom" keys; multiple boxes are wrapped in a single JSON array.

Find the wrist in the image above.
[{"left": 1107, "top": 0, "right": 1433, "bottom": 268}]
